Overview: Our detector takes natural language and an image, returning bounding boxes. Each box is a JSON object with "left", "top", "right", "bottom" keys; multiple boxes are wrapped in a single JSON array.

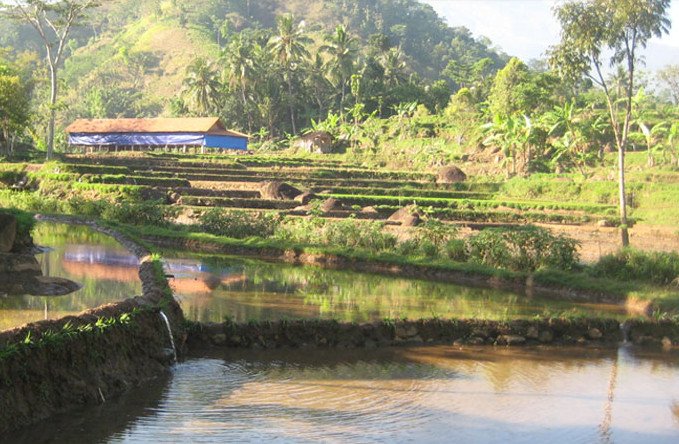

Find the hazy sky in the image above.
[{"left": 423, "top": 0, "right": 679, "bottom": 62}]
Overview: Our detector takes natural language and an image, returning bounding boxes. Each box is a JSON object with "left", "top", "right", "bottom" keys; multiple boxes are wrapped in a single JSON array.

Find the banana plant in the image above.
[
  {"left": 667, "top": 122, "right": 679, "bottom": 167},
  {"left": 631, "top": 120, "right": 668, "bottom": 167}
]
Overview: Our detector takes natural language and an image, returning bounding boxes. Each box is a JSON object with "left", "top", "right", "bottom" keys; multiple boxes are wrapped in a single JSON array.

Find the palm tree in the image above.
[
  {"left": 381, "top": 47, "right": 408, "bottom": 87},
  {"left": 321, "top": 25, "right": 358, "bottom": 115},
  {"left": 268, "top": 14, "right": 311, "bottom": 134},
  {"left": 181, "top": 58, "right": 221, "bottom": 116},
  {"left": 222, "top": 35, "right": 257, "bottom": 132},
  {"left": 305, "top": 53, "right": 334, "bottom": 121}
]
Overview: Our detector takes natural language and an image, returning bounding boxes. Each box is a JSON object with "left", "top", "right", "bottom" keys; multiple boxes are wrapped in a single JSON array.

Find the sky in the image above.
[{"left": 422, "top": 0, "right": 679, "bottom": 69}]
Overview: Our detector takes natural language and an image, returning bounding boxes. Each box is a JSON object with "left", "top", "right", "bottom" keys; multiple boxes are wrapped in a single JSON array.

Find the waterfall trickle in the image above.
[
  {"left": 159, "top": 311, "right": 177, "bottom": 363},
  {"left": 620, "top": 320, "right": 632, "bottom": 343}
]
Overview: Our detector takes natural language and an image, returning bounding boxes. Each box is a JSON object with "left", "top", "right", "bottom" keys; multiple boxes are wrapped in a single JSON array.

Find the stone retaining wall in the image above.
[
  {"left": 0, "top": 217, "right": 184, "bottom": 435},
  {"left": 187, "top": 318, "right": 679, "bottom": 350}
]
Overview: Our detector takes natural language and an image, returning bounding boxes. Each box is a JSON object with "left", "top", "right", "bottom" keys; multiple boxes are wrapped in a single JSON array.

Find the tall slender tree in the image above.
[
  {"left": 549, "top": 0, "right": 671, "bottom": 247},
  {"left": 321, "top": 25, "right": 358, "bottom": 115},
  {"left": 222, "top": 35, "right": 257, "bottom": 132},
  {"left": 6, "top": 0, "right": 98, "bottom": 160},
  {"left": 268, "top": 14, "right": 311, "bottom": 134},
  {"left": 181, "top": 58, "right": 221, "bottom": 116}
]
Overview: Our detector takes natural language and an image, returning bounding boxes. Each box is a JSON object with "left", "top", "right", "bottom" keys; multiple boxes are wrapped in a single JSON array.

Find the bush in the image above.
[
  {"left": 63, "top": 196, "right": 107, "bottom": 217},
  {"left": 589, "top": 249, "right": 679, "bottom": 286},
  {"left": 199, "top": 208, "right": 281, "bottom": 238},
  {"left": 445, "top": 239, "right": 468, "bottom": 262},
  {"left": 467, "top": 226, "right": 579, "bottom": 272},
  {"left": 276, "top": 217, "right": 398, "bottom": 252},
  {"left": 101, "top": 200, "right": 176, "bottom": 226}
]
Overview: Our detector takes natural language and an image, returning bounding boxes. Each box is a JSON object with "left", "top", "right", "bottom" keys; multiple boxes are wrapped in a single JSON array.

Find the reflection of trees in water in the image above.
[
  {"left": 171, "top": 254, "right": 628, "bottom": 323},
  {"left": 33, "top": 223, "right": 123, "bottom": 250}
]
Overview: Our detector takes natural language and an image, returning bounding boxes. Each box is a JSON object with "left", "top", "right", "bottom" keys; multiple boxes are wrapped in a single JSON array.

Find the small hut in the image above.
[
  {"left": 294, "top": 131, "right": 333, "bottom": 154},
  {"left": 65, "top": 117, "right": 249, "bottom": 152}
]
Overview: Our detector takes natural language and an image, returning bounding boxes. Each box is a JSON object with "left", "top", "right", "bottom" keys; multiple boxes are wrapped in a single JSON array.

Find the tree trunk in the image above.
[
  {"left": 617, "top": 146, "right": 630, "bottom": 247},
  {"left": 287, "top": 74, "right": 296, "bottom": 134},
  {"left": 47, "top": 64, "right": 58, "bottom": 160}
]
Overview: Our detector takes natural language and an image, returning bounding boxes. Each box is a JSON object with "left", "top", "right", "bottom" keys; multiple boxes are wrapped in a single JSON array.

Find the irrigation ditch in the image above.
[{"left": 0, "top": 216, "right": 678, "bottom": 435}]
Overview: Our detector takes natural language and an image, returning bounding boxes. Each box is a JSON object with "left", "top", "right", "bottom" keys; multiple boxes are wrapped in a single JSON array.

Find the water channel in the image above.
[{"left": 6, "top": 345, "right": 679, "bottom": 442}]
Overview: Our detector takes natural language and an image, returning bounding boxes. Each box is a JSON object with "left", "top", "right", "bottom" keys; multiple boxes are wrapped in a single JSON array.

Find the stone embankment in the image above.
[
  {"left": 188, "top": 318, "right": 679, "bottom": 350},
  {"left": 0, "top": 216, "right": 184, "bottom": 435}
]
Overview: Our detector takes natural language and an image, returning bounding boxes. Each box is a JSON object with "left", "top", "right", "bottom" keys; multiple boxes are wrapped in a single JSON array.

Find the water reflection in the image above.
[
  {"left": 9, "top": 346, "right": 679, "bottom": 443},
  {"left": 164, "top": 253, "right": 629, "bottom": 323},
  {"left": 0, "top": 223, "right": 141, "bottom": 331}
]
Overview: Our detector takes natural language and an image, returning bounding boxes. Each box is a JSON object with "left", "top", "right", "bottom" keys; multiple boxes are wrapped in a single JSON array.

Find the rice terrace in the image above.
[{"left": 1, "top": 0, "right": 679, "bottom": 442}]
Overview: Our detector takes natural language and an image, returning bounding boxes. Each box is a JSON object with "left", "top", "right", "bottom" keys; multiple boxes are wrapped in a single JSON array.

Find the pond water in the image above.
[
  {"left": 8, "top": 345, "right": 679, "bottom": 443},
  {"left": 164, "top": 253, "right": 628, "bottom": 323},
  {"left": 0, "top": 222, "right": 141, "bottom": 331}
]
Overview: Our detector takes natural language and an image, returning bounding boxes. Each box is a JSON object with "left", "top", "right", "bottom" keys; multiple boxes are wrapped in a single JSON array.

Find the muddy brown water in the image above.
[
  {"left": 6, "top": 345, "right": 679, "bottom": 443},
  {"left": 0, "top": 222, "right": 141, "bottom": 331}
]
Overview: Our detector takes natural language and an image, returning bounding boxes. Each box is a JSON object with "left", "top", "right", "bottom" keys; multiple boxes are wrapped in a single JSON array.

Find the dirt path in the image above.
[{"left": 541, "top": 223, "right": 679, "bottom": 263}]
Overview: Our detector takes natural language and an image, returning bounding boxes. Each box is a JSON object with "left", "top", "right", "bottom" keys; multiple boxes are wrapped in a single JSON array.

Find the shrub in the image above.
[
  {"left": 589, "top": 249, "right": 679, "bottom": 286},
  {"left": 199, "top": 208, "right": 281, "bottom": 238},
  {"left": 467, "top": 226, "right": 579, "bottom": 272},
  {"left": 445, "top": 239, "right": 468, "bottom": 262},
  {"left": 275, "top": 217, "right": 398, "bottom": 252},
  {"left": 63, "top": 196, "right": 107, "bottom": 217},
  {"left": 101, "top": 200, "right": 176, "bottom": 226}
]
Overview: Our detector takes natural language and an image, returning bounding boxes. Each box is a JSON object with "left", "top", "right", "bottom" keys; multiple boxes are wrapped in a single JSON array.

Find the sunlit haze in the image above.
[{"left": 423, "top": 0, "right": 679, "bottom": 69}]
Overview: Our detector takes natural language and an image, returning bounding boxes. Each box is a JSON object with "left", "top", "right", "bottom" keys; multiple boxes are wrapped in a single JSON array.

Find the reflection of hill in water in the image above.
[
  {"left": 61, "top": 261, "right": 140, "bottom": 283},
  {"left": 170, "top": 273, "right": 247, "bottom": 295}
]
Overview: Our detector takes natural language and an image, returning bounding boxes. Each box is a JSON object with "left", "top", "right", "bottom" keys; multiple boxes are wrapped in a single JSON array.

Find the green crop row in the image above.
[
  {"left": 313, "top": 186, "right": 492, "bottom": 200},
  {"left": 83, "top": 174, "right": 190, "bottom": 187},
  {"left": 328, "top": 193, "right": 616, "bottom": 214},
  {"left": 179, "top": 195, "right": 299, "bottom": 210},
  {"left": 43, "top": 162, "right": 131, "bottom": 175}
]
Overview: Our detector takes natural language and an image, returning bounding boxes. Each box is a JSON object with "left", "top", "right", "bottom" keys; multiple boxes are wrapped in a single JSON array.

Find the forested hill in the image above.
[{"left": 0, "top": 0, "right": 508, "bottom": 135}]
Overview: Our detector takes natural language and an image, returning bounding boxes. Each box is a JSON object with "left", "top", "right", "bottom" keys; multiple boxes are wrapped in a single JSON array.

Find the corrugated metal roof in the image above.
[{"left": 65, "top": 117, "right": 249, "bottom": 138}]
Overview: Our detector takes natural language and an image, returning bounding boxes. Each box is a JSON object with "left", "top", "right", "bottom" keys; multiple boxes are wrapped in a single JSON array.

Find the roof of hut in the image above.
[{"left": 65, "top": 117, "right": 249, "bottom": 138}]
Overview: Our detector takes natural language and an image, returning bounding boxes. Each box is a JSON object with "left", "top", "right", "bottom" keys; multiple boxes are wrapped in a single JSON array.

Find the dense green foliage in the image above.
[
  {"left": 199, "top": 208, "right": 281, "bottom": 238},
  {"left": 467, "top": 226, "right": 580, "bottom": 272},
  {"left": 590, "top": 249, "right": 679, "bottom": 286}
]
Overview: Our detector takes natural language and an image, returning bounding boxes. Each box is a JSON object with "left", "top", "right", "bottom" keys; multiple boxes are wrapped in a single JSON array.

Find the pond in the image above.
[
  {"left": 7, "top": 345, "right": 679, "bottom": 443},
  {"left": 164, "top": 253, "right": 629, "bottom": 324},
  {"left": 0, "top": 222, "right": 141, "bottom": 331}
]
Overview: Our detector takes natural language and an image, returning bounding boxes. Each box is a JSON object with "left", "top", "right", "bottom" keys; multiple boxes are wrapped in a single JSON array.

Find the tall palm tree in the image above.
[
  {"left": 381, "top": 47, "right": 408, "bottom": 87},
  {"left": 268, "top": 14, "right": 311, "bottom": 134},
  {"left": 321, "top": 25, "right": 357, "bottom": 115},
  {"left": 181, "top": 58, "right": 221, "bottom": 116},
  {"left": 222, "top": 35, "right": 257, "bottom": 132}
]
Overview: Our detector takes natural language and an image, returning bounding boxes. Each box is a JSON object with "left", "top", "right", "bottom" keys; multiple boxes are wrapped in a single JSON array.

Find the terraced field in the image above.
[
  {"left": 4, "top": 152, "right": 677, "bottom": 261},
  {"left": 56, "top": 154, "right": 620, "bottom": 227}
]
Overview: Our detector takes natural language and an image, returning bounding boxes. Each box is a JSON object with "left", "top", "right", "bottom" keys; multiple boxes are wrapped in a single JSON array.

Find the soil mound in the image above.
[
  {"left": 259, "top": 181, "right": 302, "bottom": 200},
  {"left": 437, "top": 165, "right": 467, "bottom": 183},
  {"left": 388, "top": 205, "right": 422, "bottom": 226}
]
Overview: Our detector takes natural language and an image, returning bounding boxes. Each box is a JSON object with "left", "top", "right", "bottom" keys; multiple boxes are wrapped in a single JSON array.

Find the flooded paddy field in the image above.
[
  {"left": 164, "top": 253, "right": 630, "bottom": 324},
  {"left": 0, "top": 222, "right": 141, "bottom": 331},
  {"left": 7, "top": 345, "right": 679, "bottom": 443}
]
